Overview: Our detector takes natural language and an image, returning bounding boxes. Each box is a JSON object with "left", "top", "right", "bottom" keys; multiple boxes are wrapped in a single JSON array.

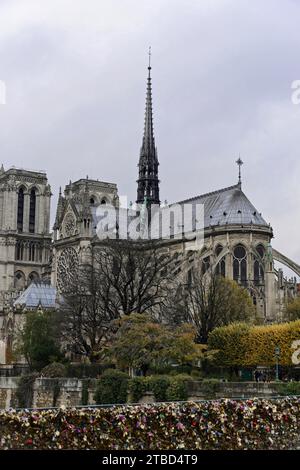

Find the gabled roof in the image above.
[
  {"left": 14, "top": 283, "right": 57, "bottom": 309},
  {"left": 176, "top": 183, "right": 269, "bottom": 229}
]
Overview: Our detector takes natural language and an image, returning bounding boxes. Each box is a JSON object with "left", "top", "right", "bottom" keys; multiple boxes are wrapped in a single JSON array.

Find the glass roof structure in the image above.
[{"left": 14, "top": 283, "right": 57, "bottom": 309}]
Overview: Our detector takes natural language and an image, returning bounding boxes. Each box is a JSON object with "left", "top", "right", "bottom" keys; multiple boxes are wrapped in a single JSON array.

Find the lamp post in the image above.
[{"left": 275, "top": 346, "right": 280, "bottom": 381}]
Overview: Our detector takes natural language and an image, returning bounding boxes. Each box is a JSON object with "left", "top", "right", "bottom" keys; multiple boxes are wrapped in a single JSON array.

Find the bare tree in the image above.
[
  {"left": 59, "top": 239, "right": 182, "bottom": 361},
  {"left": 182, "top": 269, "right": 255, "bottom": 343},
  {"left": 93, "top": 239, "right": 179, "bottom": 316},
  {"left": 58, "top": 264, "right": 119, "bottom": 362}
]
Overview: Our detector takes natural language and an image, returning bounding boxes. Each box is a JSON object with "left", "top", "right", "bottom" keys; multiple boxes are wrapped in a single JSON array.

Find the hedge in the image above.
[
  {"left": 94, "top": 369, "right": 129, "bottom": 405},
  {"left": 128, "top": 375, "right": 191, "bottom": 402},
  {"left": 0, "top": 398, "right": 299, "bottom": 449},
  {"left": 208, "top": 320, "right": 300, "bottom": 367}
]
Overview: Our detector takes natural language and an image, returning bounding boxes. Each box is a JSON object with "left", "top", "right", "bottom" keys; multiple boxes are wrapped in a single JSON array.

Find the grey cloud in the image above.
[{"left": 0, "top": 0, "right": 300, "bottom": 269}]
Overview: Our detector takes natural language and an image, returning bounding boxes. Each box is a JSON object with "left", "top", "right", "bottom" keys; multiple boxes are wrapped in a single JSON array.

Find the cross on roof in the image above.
[{"left": 236, "top": 157, "right": 244, "bottom": 185}]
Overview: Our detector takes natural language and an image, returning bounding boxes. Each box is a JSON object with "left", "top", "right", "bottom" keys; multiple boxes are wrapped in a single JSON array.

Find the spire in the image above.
[
  {"left": 53, "top": 186, "right": 64, "bottom": 230},
  {"left": 136, "top": 48, "right": 160, "bottom": 206},
  {"left": 141, "top": 47, "right": 156, "bottom": 160},
  {"left": 236, "top": 156, "right": 243, "bottom": 187}
]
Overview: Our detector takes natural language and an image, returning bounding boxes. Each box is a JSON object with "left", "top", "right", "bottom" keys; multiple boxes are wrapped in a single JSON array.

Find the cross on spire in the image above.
[{"left": 236, "top": 156, "right": 243, "bottom": 186}]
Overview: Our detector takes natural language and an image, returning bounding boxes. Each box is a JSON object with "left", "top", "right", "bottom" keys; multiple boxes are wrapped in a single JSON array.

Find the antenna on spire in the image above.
[
  {"left": 148, "top": 46, "right": 151, "bottom": 70},
  {"left": 236, "top": 156, "right": 244, "bottom": 186}
]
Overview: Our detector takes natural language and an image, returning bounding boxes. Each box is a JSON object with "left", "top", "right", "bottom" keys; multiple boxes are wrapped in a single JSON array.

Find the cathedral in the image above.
[{"left": 0, "top": 61, "right": 299, "bottom": 365}]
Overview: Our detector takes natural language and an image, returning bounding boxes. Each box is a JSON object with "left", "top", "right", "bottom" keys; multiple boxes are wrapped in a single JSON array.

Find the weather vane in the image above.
[{"left": 236, "top": 156, "right": 244, "bottom": 185}]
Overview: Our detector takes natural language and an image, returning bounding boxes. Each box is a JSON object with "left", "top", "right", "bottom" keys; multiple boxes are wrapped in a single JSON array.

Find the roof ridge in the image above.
[{"left": 175, "top": 183, "right": 240, "bottom": 205}]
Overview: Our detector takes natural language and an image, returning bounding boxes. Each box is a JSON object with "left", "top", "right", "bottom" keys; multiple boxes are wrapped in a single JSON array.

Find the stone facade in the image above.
[
  {"left": 0, "top": 167, "right": 51, "bottom": 296},
  {"left": 51, "top": 178, "right": 118, "bottom": 292},
  {"left": 0, "top": 167, "right": 52, "bottom": 364}
]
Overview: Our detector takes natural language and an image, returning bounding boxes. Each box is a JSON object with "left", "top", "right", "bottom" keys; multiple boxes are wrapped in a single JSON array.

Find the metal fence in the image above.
[{"left": 9, "top": 394, "right": 300, "bottom": 413}]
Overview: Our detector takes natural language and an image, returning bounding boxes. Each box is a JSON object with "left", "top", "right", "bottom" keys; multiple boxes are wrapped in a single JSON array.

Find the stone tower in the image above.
[
  {"left": 0, "top": 166, "right": 52, "bottom": 306},
  {"left": 136, "top": 59, "right": 160, "bottom": 206},
  {"left": 52, "top": 177, "right": 118, "bottom": 292}
]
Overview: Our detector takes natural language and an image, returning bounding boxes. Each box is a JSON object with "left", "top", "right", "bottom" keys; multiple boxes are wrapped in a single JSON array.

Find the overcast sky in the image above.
[{"left": 0, "top": 0, "right": 300, "bottom": 269}]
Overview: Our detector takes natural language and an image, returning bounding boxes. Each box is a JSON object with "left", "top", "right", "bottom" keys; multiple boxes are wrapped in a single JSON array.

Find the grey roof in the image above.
[
  {"left": 89, "top": 183, "right": 270, "bottom": 240},
  {"left": 14, "top": 283, "right": 57, "bottom": 309},
  {"left": 177, "top": 184, "right": 269, "bottom": 229}
]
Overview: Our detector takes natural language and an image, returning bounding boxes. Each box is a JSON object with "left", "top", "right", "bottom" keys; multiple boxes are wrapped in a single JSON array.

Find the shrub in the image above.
[
  {"left": 94, "top": 369, "right": 129, "bottom": 405},
  {"left": 200, "top": 378, "right": 221, "bottom": 396},
  {"left": 41, "top": 362, "right": 67, "bottom": 378},
  {"left": 190, "top": 369, "right": 203, "bottom": 379},
  {"left": 148, "top": 376, "right": 170, "bottom": 402},
  {"left": 277, "top": 382, "right": 300, "bottom": 396},
  {"left": 129, "top": 377, "right": 148, "bottom": 402},
  {"left": 208, "top": 320, "right": 300, "bottom": 368},
  {"left": 208, "top": 323, "right": 251, "bottom": 367},
  {"left": 166, "top": 374, "right": 190, "bottom": 401}
]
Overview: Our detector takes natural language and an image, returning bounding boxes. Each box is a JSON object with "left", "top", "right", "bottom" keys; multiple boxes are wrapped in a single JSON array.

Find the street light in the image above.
[{"left": 274, "top": 346, "right": 280, "bottom": 381}]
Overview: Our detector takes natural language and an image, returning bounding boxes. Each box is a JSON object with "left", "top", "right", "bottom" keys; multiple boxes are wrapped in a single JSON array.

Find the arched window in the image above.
[
  {"left": 256, "top": 244, "right": 265, "bottom": 258},
  {"left": 90, "top": 197, "right": 95, "bottom": 205},
  {"left": 215, "top": 244, "right": 223, "bottom": 257},
  {"left": 28, "top": 271, "right": 39, "bottom": 285},
  {"left": 29, "top": 188, "right": 36, "bottom": 233},
  {"left": 17, "top": 188, "right": 24, "bottom": 232},
  {"left": 216, "top": 258, "right": 226, "bottom": 277},
  {"left": 233, "top": 244, "right": 247, "bottom": 285},
  {"left": 215, "top": 245, "right": 225, "bottom": 276},
  {"left": 202, "top": 256, "right": 210, "bottom": 275},
  {"left": 84, "top": 218, "right": 90, "bottom": 229},
  {"left": 101, "top": 199, "right": 106, "bottom": 205},
  {"left": 29, "top": 242, "right": 36, "bottom": 262},
  {"left": 254, "top": 245, "right": 265, "bottom": 285},
  {"left": 15, "top": 240, "right": 24, "bottom": 261},
  {"left": 15, "top": 271, "right": 25, "bottom": 290}
]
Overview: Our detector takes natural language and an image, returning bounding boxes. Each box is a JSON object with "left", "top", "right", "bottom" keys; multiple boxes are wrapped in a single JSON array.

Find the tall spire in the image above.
[{"left": 136, "top": 48, "right": 160, "bottom": 206}]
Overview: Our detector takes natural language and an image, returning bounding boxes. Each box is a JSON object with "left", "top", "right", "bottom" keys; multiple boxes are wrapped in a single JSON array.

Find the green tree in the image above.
[
  {"left": 208, "top": 322, "right": 251, "bottom": 367},
  {"left": 108, "top": 313, "right": 202, "bottom": 375},
  {"left": 16, "top": 309, "right": 62, "bottom": 371},
  {"left": 208, "top": 320, "right": 300, "bottom": 368},
  {"left": 285, "top": 297, "right": 300, "bottom": 321}
]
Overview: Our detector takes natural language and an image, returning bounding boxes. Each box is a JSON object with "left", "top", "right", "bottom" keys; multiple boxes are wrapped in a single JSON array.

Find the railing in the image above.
[{"left": 9, "top": 394, "right": 300, "bottom": 413}]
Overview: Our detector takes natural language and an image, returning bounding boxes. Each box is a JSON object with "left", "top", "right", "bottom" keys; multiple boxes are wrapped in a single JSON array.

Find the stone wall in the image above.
[
  {"left": 0, "top": 377, "right": 286, "bottom": 410},
  {"left": 0, "top": 377, "right": 18, "bottom": 409},
  {"left": 187, "top": 380, "right": 281, "bottom": 400}
]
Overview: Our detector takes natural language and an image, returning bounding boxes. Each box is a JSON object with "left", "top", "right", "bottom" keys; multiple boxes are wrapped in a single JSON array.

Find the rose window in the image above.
[{"left": 57, "top": 247, "right": 79, "bottom": 293}]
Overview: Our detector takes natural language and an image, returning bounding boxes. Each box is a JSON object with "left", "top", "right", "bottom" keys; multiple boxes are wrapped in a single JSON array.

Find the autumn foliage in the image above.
[{"left": 208, "top": 320, "right": 300, "bottom": 367}]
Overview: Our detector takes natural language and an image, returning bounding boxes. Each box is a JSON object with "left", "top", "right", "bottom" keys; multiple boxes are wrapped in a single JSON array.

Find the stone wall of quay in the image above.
[{"left": 0, "top": 377, "right": 286, "bottom": 409}]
